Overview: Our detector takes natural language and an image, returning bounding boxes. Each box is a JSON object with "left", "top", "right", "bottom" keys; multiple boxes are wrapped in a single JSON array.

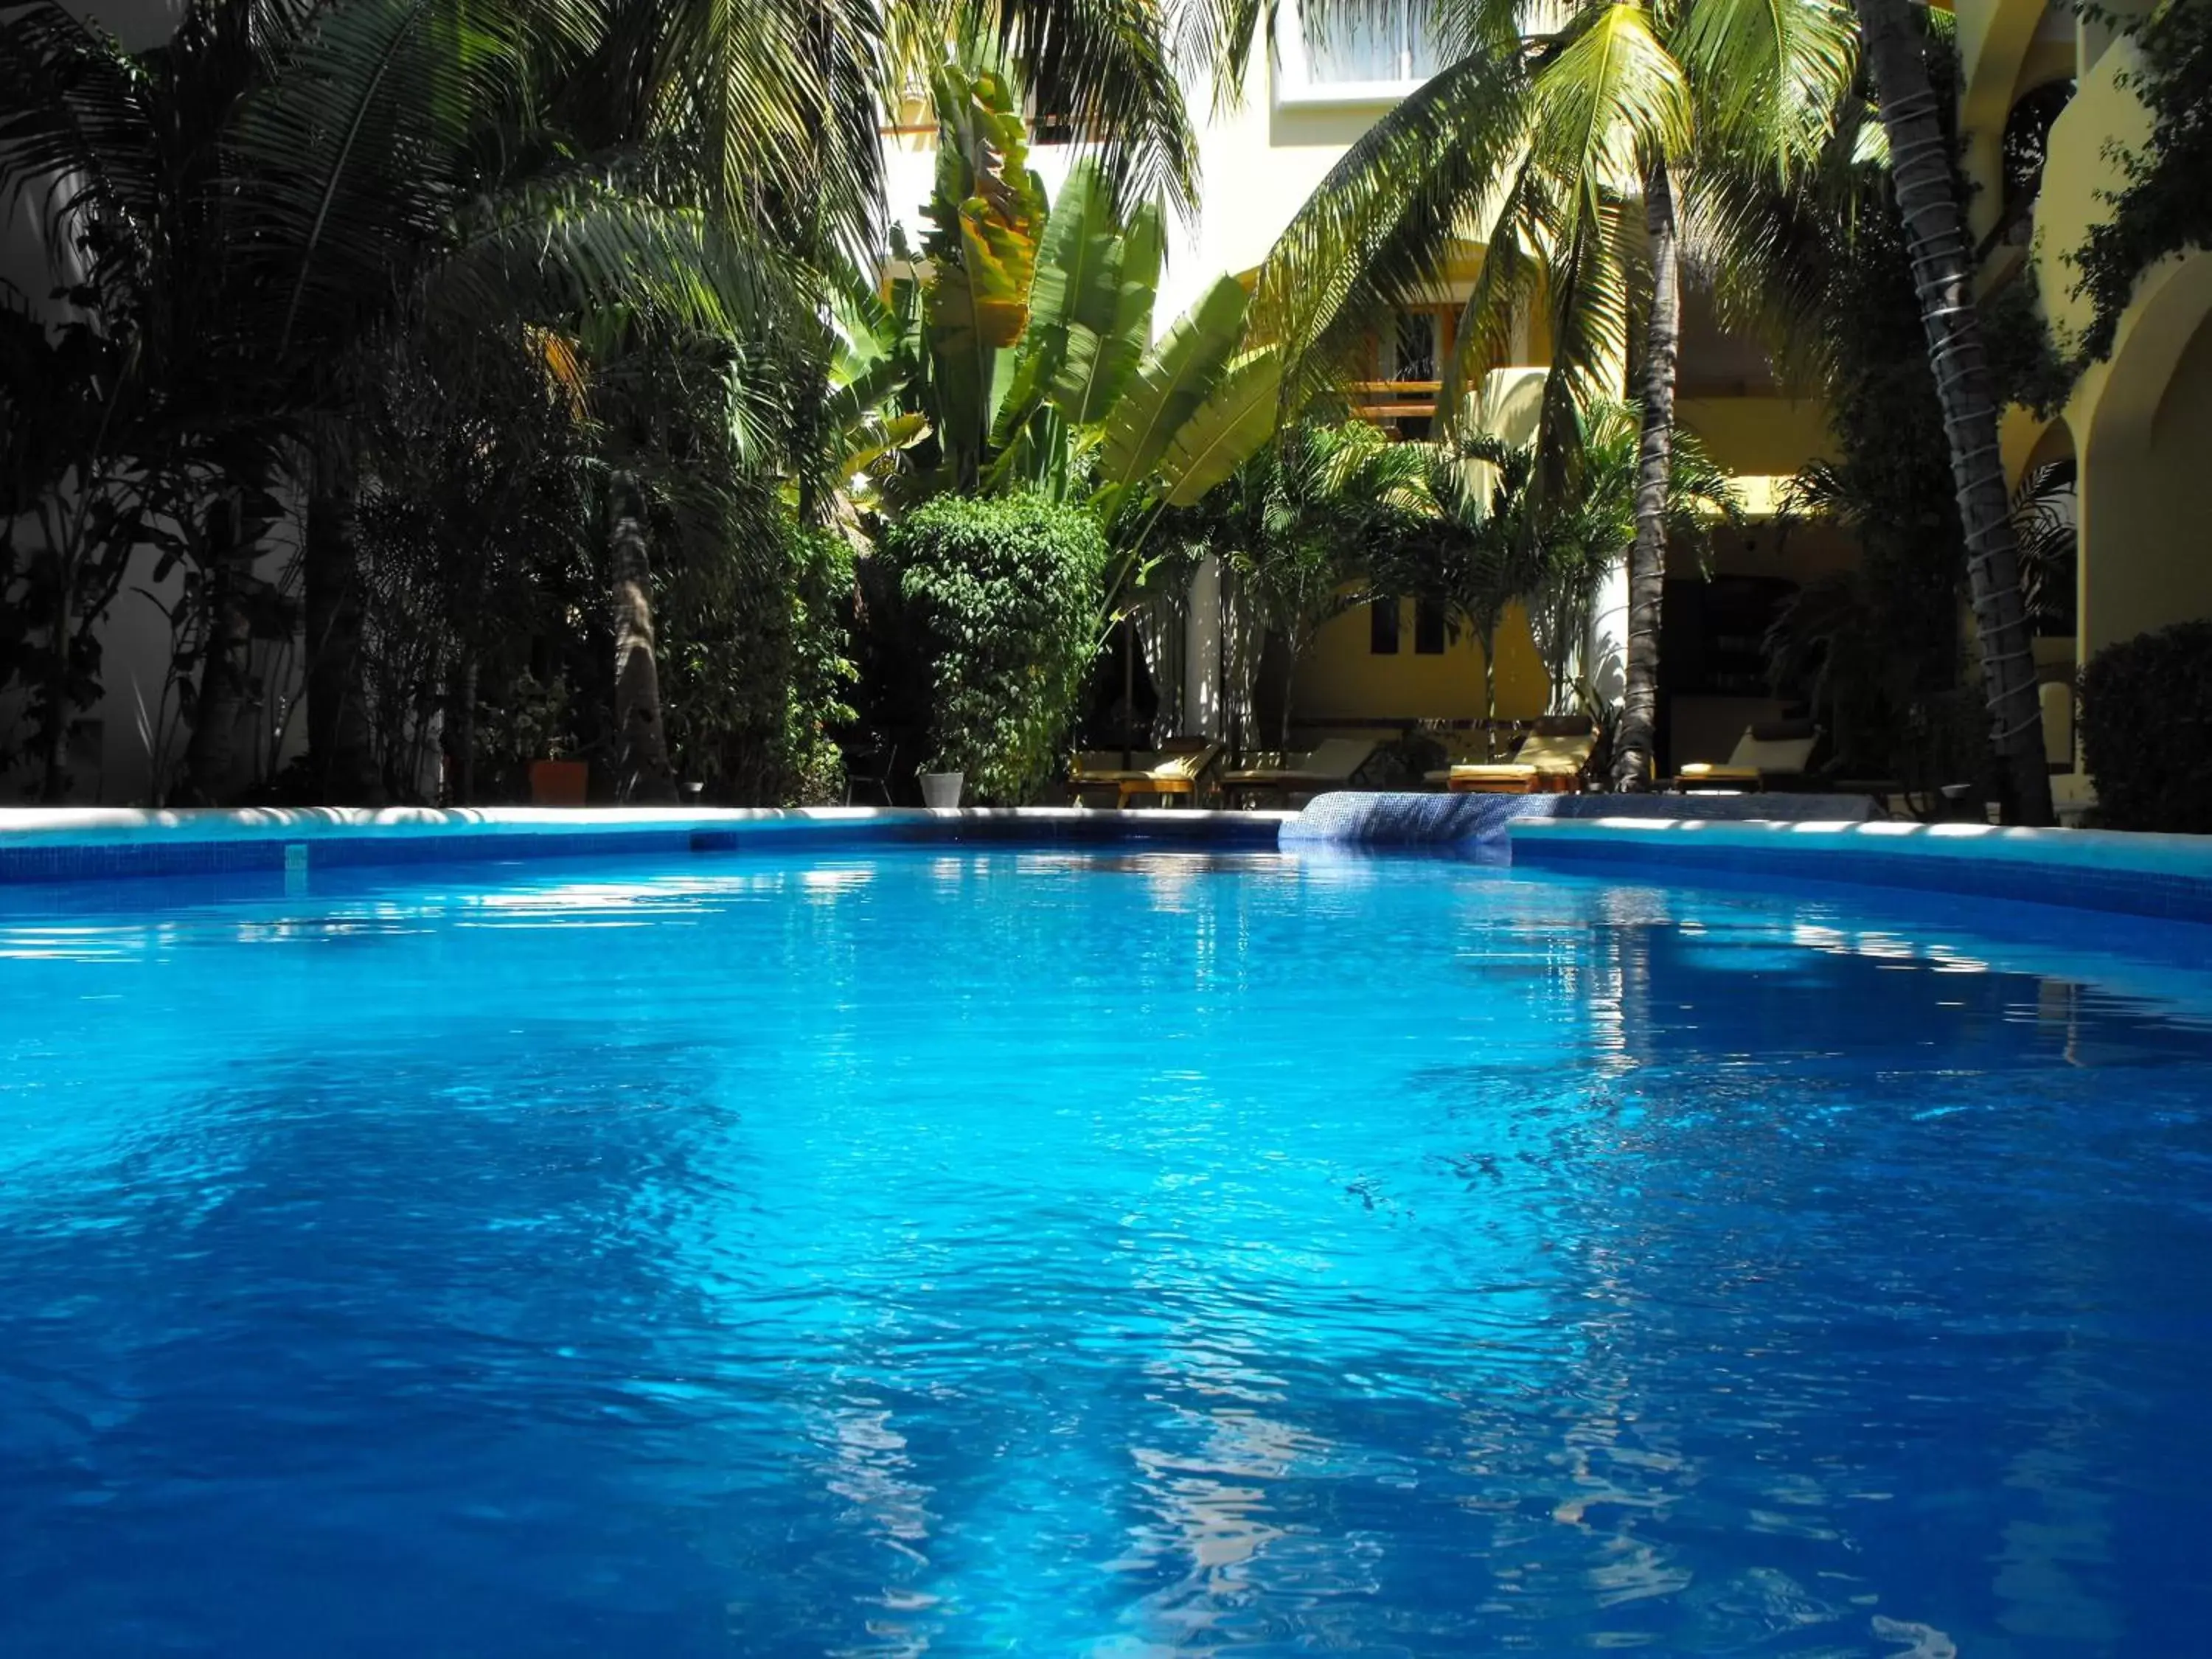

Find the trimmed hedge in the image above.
[
  {"left": 2080, "top": 620, "right": 2212, "bottom": 832},
  {"left": 876, "top": 493, "right": 1106, "bottom": 804}
]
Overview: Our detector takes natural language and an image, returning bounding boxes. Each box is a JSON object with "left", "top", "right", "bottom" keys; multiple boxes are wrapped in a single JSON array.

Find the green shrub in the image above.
[
  {"left": 661, "top": 518, "right": 858, "bottom": 805},
  {"left": 2081, "top": 621, "right": 2212, "bottom": 832},
  {"left": 876, "top": 493, "right": 1106, "bottom": 803}
]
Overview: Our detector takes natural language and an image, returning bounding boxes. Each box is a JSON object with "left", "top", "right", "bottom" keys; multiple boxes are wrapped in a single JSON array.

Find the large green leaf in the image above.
[
  {"left": 921, "top": 62, "right": 1046, "bottom": 479},
  {"left": 995, "top": 161, "right": 1164, "bottom": 454},
  {"left": 1064, "top": 196, "right": 1162, "bottom": 426},
  {"left": 1157, "top": 344, "right": 1283, "bottom": 507},
  {"left": 1674, "top": 0, "right": 1857, "bottom": 173},
  {"left": 1530, "top": 3, "right": 1691, "bottom": 195},
  {"left": 1099, "top": 274, "right": 1251, "bottom": 489}
]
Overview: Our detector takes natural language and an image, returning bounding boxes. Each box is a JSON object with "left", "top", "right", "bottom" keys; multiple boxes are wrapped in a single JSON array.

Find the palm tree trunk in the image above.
[
  {"left": 1614, "top": 162, "right": 1680, "bottom": 793},
  {"left": 304, "top": 426, "right": 382, "bottom": 804},
  {"left": 1854, "top": 0, "right": 2054, "bottom": 825},
  {"left": 609, "top": 471, "right": 677, "bottom": 804},
  {"left": 1481, "top": 622, "right": 1500, "bottom": 734}
]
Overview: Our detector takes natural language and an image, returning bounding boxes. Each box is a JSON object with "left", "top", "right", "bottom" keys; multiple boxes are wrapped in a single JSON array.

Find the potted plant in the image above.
[
  {"left": 872, "top": 495, "right": 1108, "bottom": 811},
  {"left": 529, "top": 745, "right": 588, "bottom": 807},
  {"left": 919, "top": 765, "right": 964, "bottom": 808},
  {"left": 503, "top": 673, "right": 584, "bottom": 806}
]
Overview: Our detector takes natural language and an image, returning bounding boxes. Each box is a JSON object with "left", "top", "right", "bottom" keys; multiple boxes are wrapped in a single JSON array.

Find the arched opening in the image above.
[
  {"left": 2016, "top": 418, "right": 2077, "bottom": 645},
  {"left": 1982, "top": 79, "right": 2076, "bottom": 260},
  {"left": 1959, "top": 0, "right": 2078, "bottom": 245}
]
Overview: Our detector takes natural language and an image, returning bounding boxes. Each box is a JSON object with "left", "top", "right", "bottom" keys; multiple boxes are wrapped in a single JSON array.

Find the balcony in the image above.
[{"left": 2031, "top": 35, "right": 2154, "bottom": 349}]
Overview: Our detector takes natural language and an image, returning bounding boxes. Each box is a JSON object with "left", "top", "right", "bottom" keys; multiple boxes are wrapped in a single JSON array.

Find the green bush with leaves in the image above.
[
  {"left": 877, "top": 493, "right": 1106, "bottom": 802},
  {"left": 661, "top": 519, "right": 858, "bottom": 805},
  {"left": 2081, "top": 621, "right": 2212, "bottom": 833}
]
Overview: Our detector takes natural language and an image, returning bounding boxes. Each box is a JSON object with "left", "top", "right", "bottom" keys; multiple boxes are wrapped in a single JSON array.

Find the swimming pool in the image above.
[{"left": 3, "top": 845, "right": 2208, "bottom": 1655}]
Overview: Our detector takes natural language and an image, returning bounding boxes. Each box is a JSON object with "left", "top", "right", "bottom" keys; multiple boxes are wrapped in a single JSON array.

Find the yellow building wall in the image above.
[
  {"left": 2032, "top": 40, "right": 2154, "bottom": 352},
  {"left": 1292, "top": 600, "right": 1551, "bottom": 725},
  {"left": 1677, "top": 397, "right": 1835, "bottom": 476},
  {"left": 2078, "top": 307, "right": 2212, "bottom": 653},
  {"left": 2006, "top": 24, "right": 2212, "bottom": 660}
]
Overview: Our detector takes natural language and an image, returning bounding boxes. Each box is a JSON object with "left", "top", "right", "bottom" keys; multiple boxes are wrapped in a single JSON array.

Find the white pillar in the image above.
[
  {"left": 1587, "top": 557, "right": 1629, "bottom": 711},
  {"left": 1183, "top": 557, "right": 1224, "bottom": 738}
]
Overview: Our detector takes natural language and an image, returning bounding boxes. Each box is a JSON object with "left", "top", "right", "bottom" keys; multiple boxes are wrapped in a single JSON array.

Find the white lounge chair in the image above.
[{"left": 1220, "top": 737, "right": 1378, "bottom": 805}]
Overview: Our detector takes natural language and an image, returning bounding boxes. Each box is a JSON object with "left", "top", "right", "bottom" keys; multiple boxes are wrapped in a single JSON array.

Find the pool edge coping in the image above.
[
  {"left": 0, "top": 805, "right": 1293, "bottom": 885},
  {"left": 1506, "top": 815, "right": 2212, "bottom": 924}
]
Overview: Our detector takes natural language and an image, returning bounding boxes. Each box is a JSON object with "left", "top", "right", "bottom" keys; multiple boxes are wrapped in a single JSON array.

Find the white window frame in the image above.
[{"left": 1272, "top": 0, "right": 1437, "bottom": 109}]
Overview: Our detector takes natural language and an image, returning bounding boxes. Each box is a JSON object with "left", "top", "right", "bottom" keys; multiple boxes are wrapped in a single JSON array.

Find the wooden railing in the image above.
[{"left": 1347, "top": 378, "right": 1442, "bottom": 420}]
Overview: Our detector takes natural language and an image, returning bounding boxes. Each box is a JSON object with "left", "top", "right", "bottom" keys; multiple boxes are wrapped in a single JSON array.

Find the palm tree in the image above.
[
  {"left": 1158, "top": 419, "right": 1427, "bottom": 745},
  {"left": 1847, "top": 0, "right": 2053, "bottom": 824},
  {"left": 1532, "top": 398, "right": 1737, "bottom": 706},
  {"left": 1245, "top": 0, "right": 1855, "bottom": 787},
  {"left": 0, "top": 0, "right": 290, "bottom": 801},
  {"left": 3, "top": 0, "right": 1204, "bottom": 804},
  {"left": 1394, "top": 432, "right": 1550, "bottom": 731},
  {"left": 1378, "top": 397, "right": 1737, "bottom": 727},
  {"left": 1, "top": 0, "right": 783, "bottom": 801}
]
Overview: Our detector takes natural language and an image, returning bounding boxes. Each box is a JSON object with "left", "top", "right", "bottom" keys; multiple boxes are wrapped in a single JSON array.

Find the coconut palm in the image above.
[
  {"left": 1529, "top": 397, "right": 1736, "bottom": 706},
  {"left": 1241, "top": 0, "right": 1856, "bottom": 786},
  {"left": 1846, "top": 0, "right": 2052, "bottom": 823}
]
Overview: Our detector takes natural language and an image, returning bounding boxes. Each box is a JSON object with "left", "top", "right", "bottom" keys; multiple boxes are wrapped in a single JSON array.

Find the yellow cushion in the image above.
[{"left": 1512, "top": 733, "right": 1594, "bottom": 773}]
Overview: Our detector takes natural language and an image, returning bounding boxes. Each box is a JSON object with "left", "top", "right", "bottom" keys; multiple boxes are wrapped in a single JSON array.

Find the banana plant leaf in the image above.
[{"left": 1099, "top": 274, "right": 1251, "bottom": 490}]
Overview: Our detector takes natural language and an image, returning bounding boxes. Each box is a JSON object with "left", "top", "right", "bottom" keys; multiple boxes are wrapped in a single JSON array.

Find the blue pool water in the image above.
[{"left": 3, "top": 846, "right": 2211, "bottom": 1657}]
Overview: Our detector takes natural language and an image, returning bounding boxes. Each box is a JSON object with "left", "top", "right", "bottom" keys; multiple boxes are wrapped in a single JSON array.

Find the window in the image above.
[
  {"left": 1389, "top": 310, "right": 1440, "bottom": 383},
  {"left": 1306, "top": 0, "right": 1442, "bottom": 86},
  {"left": 1414, "top": 599, "right": 1447, "bottom": 655},
  {"left": 1370, "top": 598, "right": 1401, "bottom": 655}
]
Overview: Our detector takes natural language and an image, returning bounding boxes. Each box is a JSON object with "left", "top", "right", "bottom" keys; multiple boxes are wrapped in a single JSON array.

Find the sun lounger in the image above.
[
  {"left": 1415, "top": 725, "right": 1517, "bottom": 788},
  {"left": 1068, "top": 741, "right": 1222, "bottom": 807},
  {"left": 1441, "top": 716, "right": 1596, "bottom": 794},
  {"left": 1220, "top": 737, "right": 1377, "bottom": 805},
  {"left": 1672, "top": 720, "right": 1820, "bottom": 792}
]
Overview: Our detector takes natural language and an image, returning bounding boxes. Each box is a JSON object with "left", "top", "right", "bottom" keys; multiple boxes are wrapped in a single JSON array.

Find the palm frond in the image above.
[
  {"left": 1531, "top": 1, "right": 1689, "bottom": 194},
  {"left": 1674, "top": 0, "right": 1856, "bottom": 176},
  {"left": 892, "top": 0, "right": 1200, "bottom": 219},
  {"left": 1251, "top": 39, "right": 1536, "bottom": 411},
  {"left": 226, "top": 0, "right": 556, "bottom": 361}
]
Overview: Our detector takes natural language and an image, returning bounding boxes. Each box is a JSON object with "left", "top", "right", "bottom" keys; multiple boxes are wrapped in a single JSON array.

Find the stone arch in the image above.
[
  {"left": 1960, "top": 0, "right": 2076, "bottom": 243},
  {"left": 2023, "top": 416, "right": 2075, "bottom": 471}
]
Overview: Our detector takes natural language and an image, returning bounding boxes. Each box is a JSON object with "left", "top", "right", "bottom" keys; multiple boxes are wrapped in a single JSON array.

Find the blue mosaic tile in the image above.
[
  {"left": 1285, "top": 790, "right": 1878, "bottom": 849},
  {"left": 0, "top": 838, "right": 288, "bottom": 885},
  {"left": 0, "top": 810, "right": 1286, "bottom": 894}
]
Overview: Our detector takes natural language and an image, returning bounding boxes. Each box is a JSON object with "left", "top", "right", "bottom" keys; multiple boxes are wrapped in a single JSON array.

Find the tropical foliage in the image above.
[
  {"left": 874, "top": 63, "right": 1283, "bottom": 638},
  {"left": 869, "top": 491, "right": 1107, "bottom": 801},
  {"left": 0, "top": 0, "right": 1198, "bottom": 806},
  {"left": 1246, "top": 0, "right": 1859, "bottom": 785},
  {"left": 2070, "top": 0, "right": 2212, "bottom": 362},
  {"left": 1380, "top": 402, "right": 1737, "bottom": 723},
  {"left": 2080, "top": 619, "right": 2212, "bottom": 834},
  {"left": 0, "top": 0, "right": 2121, "bottom": 813}
]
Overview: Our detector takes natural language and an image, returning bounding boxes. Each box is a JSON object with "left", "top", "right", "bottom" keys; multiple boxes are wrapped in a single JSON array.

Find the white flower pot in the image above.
[{"left": 919, "top": 770, "right": 964, "bottom": 809}]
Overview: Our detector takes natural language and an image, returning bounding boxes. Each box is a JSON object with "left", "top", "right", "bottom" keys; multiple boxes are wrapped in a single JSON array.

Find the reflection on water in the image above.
[{"left": 0, "top": 848, "right": 2208, "bottom": 1656}]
